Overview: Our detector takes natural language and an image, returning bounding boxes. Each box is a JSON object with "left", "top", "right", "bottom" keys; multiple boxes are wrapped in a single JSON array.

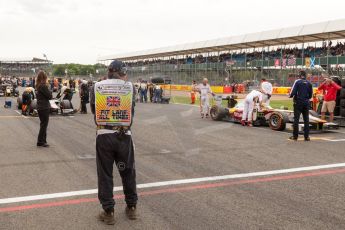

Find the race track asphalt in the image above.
[{"left": 1, "top": 92, "right": 345, "bottom": 230}]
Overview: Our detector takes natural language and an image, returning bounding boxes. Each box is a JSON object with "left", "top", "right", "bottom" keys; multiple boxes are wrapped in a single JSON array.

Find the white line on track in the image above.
[
  {"left": 1, "top": 162, "right": 345, "bottom": 205},
  {"left": 14, "top": 110, "right": 28, "bottom": 119},
  {"left": 331, "top": 131, "right": 345, "bottom": 135},
  {"left": 171, "top": 102, "right": 198, "bottom": 107},
  {"left": 325, "top": 139, "right": 345, "bottom": 142}
]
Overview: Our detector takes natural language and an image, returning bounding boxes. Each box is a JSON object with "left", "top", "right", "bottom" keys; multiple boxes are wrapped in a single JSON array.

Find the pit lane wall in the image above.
[{"left": 162, "top": 85, "right": 322, "bottom": 95}]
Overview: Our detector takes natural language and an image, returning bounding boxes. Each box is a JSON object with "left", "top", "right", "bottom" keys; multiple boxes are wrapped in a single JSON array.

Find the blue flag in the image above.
[{"left": 310, "top": 56, "right": 315, "bottom": 68}]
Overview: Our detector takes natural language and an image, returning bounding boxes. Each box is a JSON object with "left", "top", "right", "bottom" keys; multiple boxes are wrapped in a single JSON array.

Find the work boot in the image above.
[
  {"left": 125, "top": 206, "right": 138, "bottom": 220},
  {"left": 98, "top": 210, "right": 115, "bottom": 225},
  {"left": 289, "top": 136, "right": 298, "bottom": 141},
  {"left": 37, "top": 143, "right": 49, "bottom": 147}
]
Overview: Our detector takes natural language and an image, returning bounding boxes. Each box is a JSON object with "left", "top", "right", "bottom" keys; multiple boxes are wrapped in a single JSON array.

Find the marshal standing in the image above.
[{"left": 90, "top": 60, "right": 138, "bottom": 225}]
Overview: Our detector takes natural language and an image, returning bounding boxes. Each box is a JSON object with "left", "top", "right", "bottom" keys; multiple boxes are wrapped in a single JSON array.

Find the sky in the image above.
[{"left": 0, "top": 0, "right": 345, "bottom": 64}]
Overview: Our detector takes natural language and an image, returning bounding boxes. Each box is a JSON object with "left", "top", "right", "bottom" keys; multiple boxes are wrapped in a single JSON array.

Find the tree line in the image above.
[{"left": 52, "top": 63, "right": 107, "bottom": 76}]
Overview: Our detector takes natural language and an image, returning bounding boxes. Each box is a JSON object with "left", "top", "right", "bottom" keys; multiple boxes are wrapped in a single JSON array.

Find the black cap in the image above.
[
  {"left": 299, "top": 70, "right": 306, "bottom": 78},
  {"left": 108, "top": 60, "right": 127, "bottom": 76}
]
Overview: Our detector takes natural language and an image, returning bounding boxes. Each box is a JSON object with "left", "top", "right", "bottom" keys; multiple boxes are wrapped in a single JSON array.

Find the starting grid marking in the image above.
[
  {"left": 1, "top": 162, "right": 345, "bottom": 205},
  {"left": 0, "top": 110, "right": 75, "bottom": 119},
  {"left": 323, "top": 138, "right": 345, "bottom": 142},
  {"left": 287, "top": 137, "right": 345, "bottom": 142}
]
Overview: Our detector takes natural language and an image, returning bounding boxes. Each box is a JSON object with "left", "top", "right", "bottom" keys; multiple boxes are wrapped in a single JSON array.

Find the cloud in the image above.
[
  {"left": 12, "top": 0, "right": 63, "bottom": 14},
  {"left": 0, "top": 0, "right": 345, "bottom": 64}
]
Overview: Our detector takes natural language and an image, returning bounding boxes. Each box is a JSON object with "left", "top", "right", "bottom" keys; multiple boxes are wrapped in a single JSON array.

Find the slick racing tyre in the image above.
[
  {"left": 309, "top": 110, "right": 319, "bottom": 118},
  {"left": 268, "top": 112, "right": 287, "bottom": 131},
  {"left": 61, "top": 100, "right": 72, "bottom": 109},
  {"left": 210, "top": 105, "right": 227, "bottom": 121}
]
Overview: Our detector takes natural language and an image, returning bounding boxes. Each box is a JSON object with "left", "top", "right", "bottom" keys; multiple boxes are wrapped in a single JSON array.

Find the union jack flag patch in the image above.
[{"left": 106, "top": 96, "right": 121, "bottom": 107}]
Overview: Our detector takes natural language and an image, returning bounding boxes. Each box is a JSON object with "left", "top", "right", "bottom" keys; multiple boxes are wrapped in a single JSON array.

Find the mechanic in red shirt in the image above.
[{"left": 318, "top": 78, "right": 341, "bottom": 122}]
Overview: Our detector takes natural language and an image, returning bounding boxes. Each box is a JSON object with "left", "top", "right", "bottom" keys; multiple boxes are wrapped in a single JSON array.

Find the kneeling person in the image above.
[
  {"left": 22, "top": 87, "right": 35, "bottom": 116},
  {"left": 91, "top": 60, "right": 138, "bottom": 225}
]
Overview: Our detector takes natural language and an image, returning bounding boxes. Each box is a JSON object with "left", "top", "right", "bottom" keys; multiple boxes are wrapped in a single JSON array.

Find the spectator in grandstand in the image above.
[
  {"left": 123, "top": 41, "right": 345, "bottom": 68},
  {"left": 36, "top": 71, "right": 52, "bottom": 147},
  {"left": 289, "top": 70, "right": 313, "bottom": 141},
  {"left": 318, "top": 77, "right": 341, "bottom": 122}
]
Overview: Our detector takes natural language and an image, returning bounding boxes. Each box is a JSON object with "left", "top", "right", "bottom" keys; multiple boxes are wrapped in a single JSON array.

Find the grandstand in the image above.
[
  {"left": 0, "top": 57, "right": 52, "bottom": 76},
  {"left": 98, "top": 18, "right": 345, "bottom": 86}
]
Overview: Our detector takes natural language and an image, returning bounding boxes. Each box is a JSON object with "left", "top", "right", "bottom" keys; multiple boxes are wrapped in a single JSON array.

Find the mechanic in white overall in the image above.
[
  {"left": 197, "top": 78, "right": 215, "bottom": 118},
  {"left": 57, "top": 84, "right": 68, "bottom": 102},
  {"left": 241, "top": 89, "right": 263, "bottom": 126},
  {"left": 260, "top": 78, "right": 273, "bottom": 106}
]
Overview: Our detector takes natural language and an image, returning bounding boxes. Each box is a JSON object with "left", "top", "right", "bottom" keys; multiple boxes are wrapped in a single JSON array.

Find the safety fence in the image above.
[
  {"left": 127, "top": 56, "right": 345, "bottom": 86},
  {"left": 161, "top": 85, "right": 322, "bottom": 95}
]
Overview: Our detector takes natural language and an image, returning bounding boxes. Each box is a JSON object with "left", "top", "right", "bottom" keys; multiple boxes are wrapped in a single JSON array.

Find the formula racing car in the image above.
[
  {"left": 210, "top": 95, "right": 339, "bottom": 132},
  {"left": 17, "top": 87, "right": 75, "bottom": 116}
]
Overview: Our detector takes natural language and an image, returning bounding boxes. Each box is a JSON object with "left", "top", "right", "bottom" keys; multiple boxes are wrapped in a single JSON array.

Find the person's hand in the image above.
[{"left": 325, "top": 78, "right": 332, "bottom": 84}]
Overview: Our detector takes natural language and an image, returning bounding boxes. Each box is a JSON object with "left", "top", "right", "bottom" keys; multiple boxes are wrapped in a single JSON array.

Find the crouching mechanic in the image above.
[
  {"left": 90, "top": 60, "right": 138, "bottom": 225},
  {"left": 22, "top": 87, "right": 35, "bottom": 116},
  {"left": 241, "top": 89, "right": 263, "bottom": 126}
]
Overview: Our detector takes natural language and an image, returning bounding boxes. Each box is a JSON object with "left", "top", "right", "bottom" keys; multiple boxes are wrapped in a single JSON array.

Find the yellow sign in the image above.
[
  {"left": 211, "top": 86, "right": 224, "bottom": 93},
  {"left": 95, "top": 80, "right": 133, "bottom": 127}
]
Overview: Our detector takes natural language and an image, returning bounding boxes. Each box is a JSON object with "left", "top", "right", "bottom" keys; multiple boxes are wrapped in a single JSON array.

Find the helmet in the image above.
[{"left": 108, "top": 60, "right": 127, "bottom": 76}]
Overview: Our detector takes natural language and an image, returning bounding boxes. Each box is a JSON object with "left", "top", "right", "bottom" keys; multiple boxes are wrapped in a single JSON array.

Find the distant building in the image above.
[{"left": 0, "top": 57, "right": 52, "bottom": 76}]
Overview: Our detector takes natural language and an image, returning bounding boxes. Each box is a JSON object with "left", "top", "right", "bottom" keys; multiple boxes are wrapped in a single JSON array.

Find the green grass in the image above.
[
  {"left": 269, "top": 100, "right": 293, "bottom": 110},
  {"left": 171, "top": 96, "right": 293, "bottom": 110}
]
